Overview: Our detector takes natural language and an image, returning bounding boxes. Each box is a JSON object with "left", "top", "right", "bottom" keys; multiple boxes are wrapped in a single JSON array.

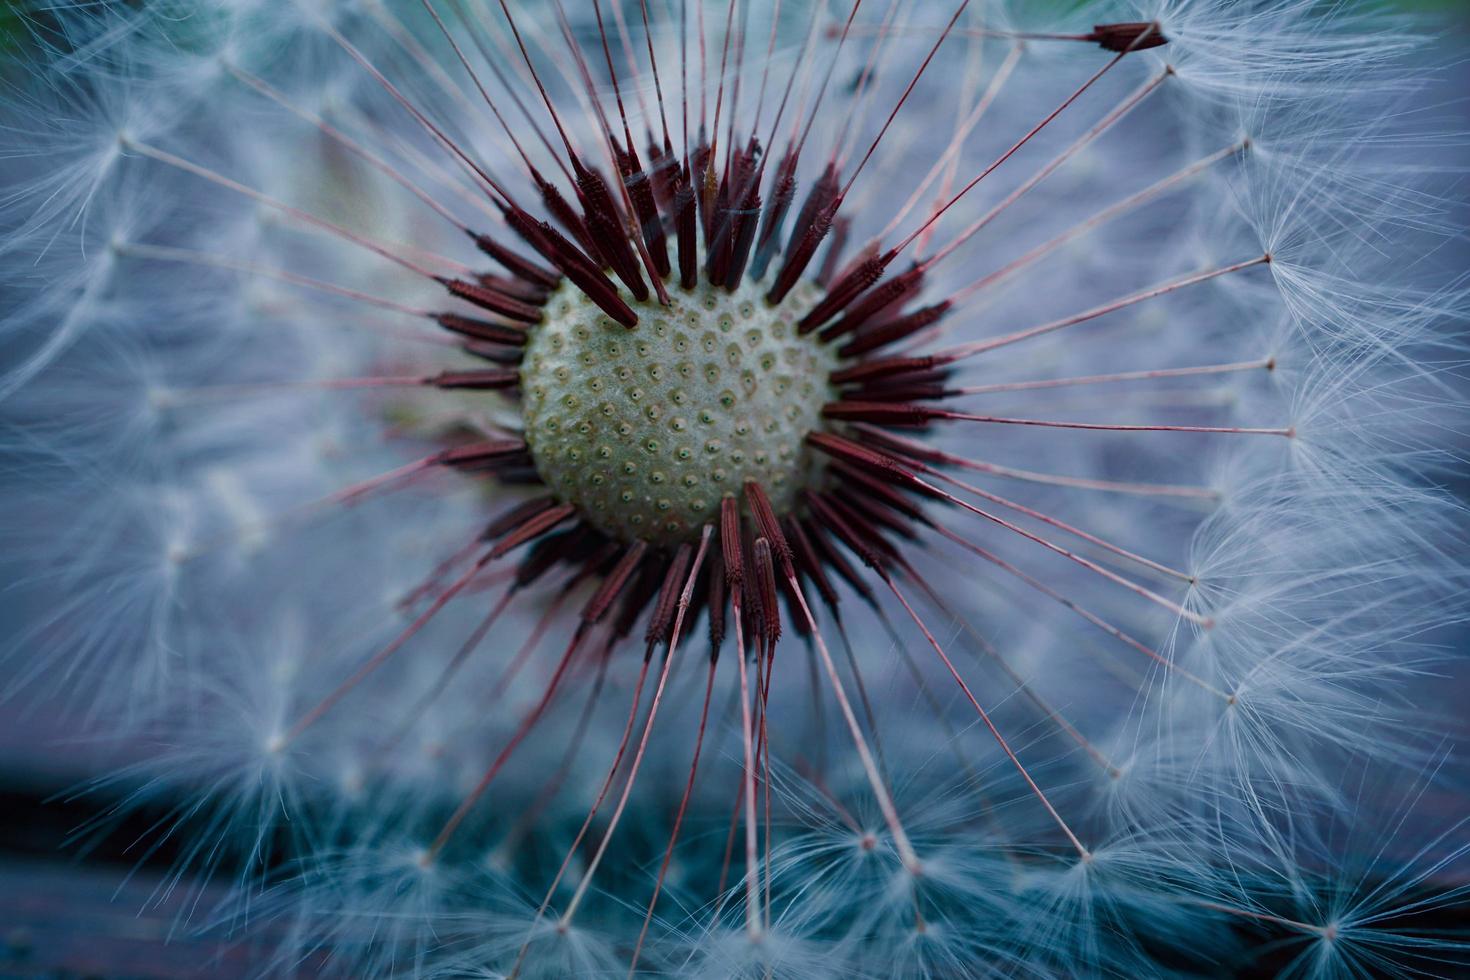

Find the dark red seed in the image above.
[
  {"left": 801, "top": 516, "right": 874, "bottom": 604},
  {"left": 749, "top": 150, "right": 798, "bottom": 281},
  {"left": 476, "top": 273, "right": 549, "bottom": 305},
  {"left": 719, "top": 495, "right": 744, "bottom": 590},
  {"left": 481, "top": 495, "right": 558, "bottom": 541},
  {"left": 620, "top": 557, "right": 668, "bottom": 644},
  {"left": 782, "top": 516, "right": 839, "bottom": 610},
  {"left": 434, "top": 313, "right": 526, "bottom": 347},
  {"left": 829, "top": 459, "right": 931, "bottom": 525},
  {"left": 802, "top": 490, "right": 885, "bottom": 570},
  {"left": 1089, "top": 21, "right": 1167, "bottom": 52},
  {"left": 577, "top": 163, "right": 648, "bottom": 301},
  {"left": 830, "top": 354, "right": 940, "bottom": 386},
  {"left": 799, "top": 252, "right": 890, "bottom": 333},
  {"left": 821, "top": 399, "right": 937, "bottom": 427},
  {"left": 460, "top": 341, "right": 524, "bottom": 366},
  {"left": 707, "top": 556, "right": 727, "bottom": 653},
  {"left": 531, "top": 218, "right": 639, "bottom": 328},
  {"left": 817, "top": 217, "right": 853, "bottom": 287},
  {"left": 430, "top": 369, "right": 522, "bottom": 391},
  {"left": 618, "top": 146, "right": 671, "bottom": 280},
  {"left": 490, "top": 503, "right": 578, "bottom": 560},
  {"left": 440, "top": 278, "right": 545, "bottom": 324},
  {"left": 535, "top": 172, "right": 598, "bottom": 257},
  {"left": 675, "top": 176, "right": 699, "bottom": 291},
  {"left": 752, "top": 538, "right": 782, "bottom": 644},
  {"left": 743, "top": 481, "right": 793, "bottom": 578},
  {"left": 769, "top": 163, "right": 840, "bottom": 304},
  {"left": 437, "top": 437, "right": 528, "bottom": 470},
  {"left": 471, "top": 233, "right": 560, "bottom": 290},
  {"left": 646, "top": 543, "right": 694, "bottom": 645},
  {"left": 582, "top": 540, "right": 650, "bottom": 623},
  {"left": 838, "top": 300, "right": 952, "bottom": 358},
  {"left": 819, "top": 265, "right": 924, "bottom": 342}
]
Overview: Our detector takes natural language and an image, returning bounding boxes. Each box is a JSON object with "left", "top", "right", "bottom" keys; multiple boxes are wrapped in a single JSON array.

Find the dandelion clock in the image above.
[{"left": 1, "top": 0, "right": 1467, "bottom": 976}]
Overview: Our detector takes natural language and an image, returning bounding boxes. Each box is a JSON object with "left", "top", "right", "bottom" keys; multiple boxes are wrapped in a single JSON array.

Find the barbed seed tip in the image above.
[{"left": 1089, "top": 22, "right": 1168, "bottom": 53}]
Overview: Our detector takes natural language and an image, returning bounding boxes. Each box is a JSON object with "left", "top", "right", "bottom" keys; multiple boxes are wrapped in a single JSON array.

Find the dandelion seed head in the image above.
[{"left": 522, "top": 276, "right": 835, "bottom": 545}]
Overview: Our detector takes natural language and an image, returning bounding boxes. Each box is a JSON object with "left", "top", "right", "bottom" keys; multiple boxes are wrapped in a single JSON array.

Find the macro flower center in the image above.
[{"left": 521, "top": 277, "right": 837, "bottom": 546}]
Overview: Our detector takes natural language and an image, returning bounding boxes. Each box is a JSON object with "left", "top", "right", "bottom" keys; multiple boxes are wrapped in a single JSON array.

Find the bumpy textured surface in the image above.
[{"left": 522, "top": 277, "right": 835, "bottom": 545}]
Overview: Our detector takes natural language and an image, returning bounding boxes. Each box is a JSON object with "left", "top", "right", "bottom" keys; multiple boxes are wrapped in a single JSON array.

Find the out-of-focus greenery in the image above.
[{"left": 0, "top": 4, "right": 26, "bottom": 58}]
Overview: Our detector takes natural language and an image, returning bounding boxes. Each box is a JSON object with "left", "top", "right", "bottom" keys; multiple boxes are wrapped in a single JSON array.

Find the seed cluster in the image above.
[{"left": 522, "top": 277, "right": 836, "bottom": 546}]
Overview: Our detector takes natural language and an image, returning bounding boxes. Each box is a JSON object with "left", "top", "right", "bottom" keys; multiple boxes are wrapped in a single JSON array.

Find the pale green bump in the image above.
[{"left": 522, "top": 276, "right": 835, "bottom": 546}]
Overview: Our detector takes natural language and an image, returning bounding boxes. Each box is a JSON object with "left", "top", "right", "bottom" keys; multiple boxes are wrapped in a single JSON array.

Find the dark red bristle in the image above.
[
  {"left": 821, "top": 400, "right": 933, "bottom": 427},
  {"left": 501, "top": 204, "right": 637, "bottom": 327},
  {"left": 741, "top": 533, "right": 765, "bottom": 647},
  {"left": 807, "top": 431, "right": 943, "bottom": 502},
  {"left": 692, "top": 137, "right": 716, "bottom": 243},
  {"left": 722, "top": 139, "right": 763, "bottom": 289},
  {"left": 705, "top": 145, "right": 739, "bottom": 275},
  {"left": 820, "top": 493, "right": 904, "bottom": 561},
  {"left": 674, "top": 169, "right": 699, "bottom": 290},
  {"left": 841, "top": 483, "right": 918, "bottom": 540},
  {"left": 843, "top": 367, "right": 953, "bottom": 392},
  {"left": 772, "top": 196, "right": 841, "bottom": 302},
  {"left": 783, "top": 162, "right": 838, "bottom": 261},
  {"left": 501, "top": 204, "right": 558, "bottom": 261},
  {"left": 845, "top": 382, "right": 951, "bottom": 403},
  {"left": 491, "top": 467, "right": 545, "bottom": 485},
  {"left": 648, "top": 138, "right": 680, "bottom": 209},
  {"left": 851, "top": 423, "right": 950, "bottom": 467},
  {"left": 725, "top": 190, "right": 762, "bottom": 289}
]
